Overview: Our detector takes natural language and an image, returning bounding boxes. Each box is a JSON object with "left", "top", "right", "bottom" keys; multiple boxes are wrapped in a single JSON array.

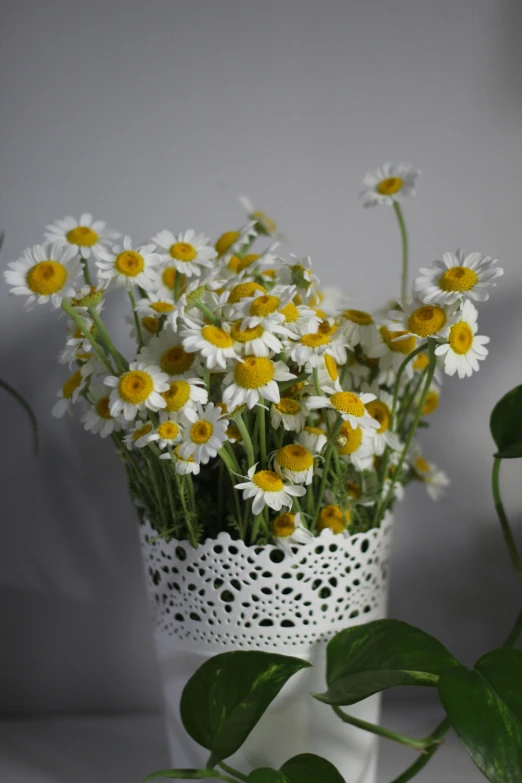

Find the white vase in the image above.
[{"left": 140, "top": 513, "right": 393, "bottom": 783}]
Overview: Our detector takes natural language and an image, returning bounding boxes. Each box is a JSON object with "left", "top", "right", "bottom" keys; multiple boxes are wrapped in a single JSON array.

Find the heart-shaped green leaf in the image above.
[
  {"left": 143, "top": 770, "right": 218, "bottom": 780},
  {"left": 439, "top": 648, "right": 522, "bottom": 782},
  {"left": 314, "top": 619, "right": 459, "bottom": 705},
  {"left": 490, "top": 386, "right": 522, "bottom": 459},
  {"left": 248, "top": 754, "right": 346, "bottom": 783},
  {"left": 180, "top": 651, "right": 311, "bottom": 765}
]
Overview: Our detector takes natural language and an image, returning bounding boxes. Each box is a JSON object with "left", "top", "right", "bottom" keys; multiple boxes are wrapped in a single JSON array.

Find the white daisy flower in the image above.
[
  {"left": 335, "top": 419, "right": 375, "bottom": 471},
  {"left": 152, "top": 229, "right": 217, "bottom": 277},
  {"left": 104, "top": 362, "right": 170, "bottom": 421},
  {"left": 45, "top": 213, "right": 120, "bottom": 260},
  {"left": 306, "top": 353, "right": 342, "bottom": 393},
  {"left": 68, "top": 285, "right": 105, "bottom": 315},
  {"left": 434, "top": 299, "right": 489, "bottom": 379},
  {"left": 81, "top": 381, "right": 121, "bottom": 438},
  {"left": 177, "top": 402, "right": 229, "bottom": 464},
  {"left": 148, "top": 419, "right": 182, "bottom": 450},
  {"left": 411, "top": 450, "right": 450, "bottom": 501},
  {"left": 232, "top": 285, "right": 296, "bottom": 331},
  {"left": 360, "top": 163, "right": 421, "bottom": 207},
  {"left": 160, "top": 377, "right": 208, "bottom": 419},
  {"left": 270, "top": 397, "right": 309, "bottom": 432},
  {"left": 223, "top": 356, "right": 296, "bottom": 410},
  {"left": 413, "top": 250, "right": 504, "bottom": 305},
  {"left": 386, "top": 298, "right": 458, "bottom": 343},
  {"left": 341, "top": 309, "right": 378, "bottom": 351},
  {"left": 134, "top": 289, "right": 178, "bottom": 330},
  {"left": 416, "top": 383, "right": 441, "bottom": 417},
  {"left": 277, "top": 299, "right": 321, "bottom": 334},
  {"left": 341, "top": 355, "right": 371, "bottom": 391},
  {"left": 123, "top": 421, "right": 155, "bottom": 450},
  {"left": 4, "top": 242, "right": 82, "bottom": 309},
  {"left": 239, "top": 195, "right": 277, "bottom": 236},
  {"left": 270, "top": 512, "right": 313, "bottom": 555},
  {"left": 317, "top": 505, "right": 351, "bottom": 535},
  {"left": 288, "top": 322, "right": 347, "bottom": 368},
  {"left": 164, "top": 445, "right": 201, "bottom": 475},
  {"left": 297, "top": 426, "right": 328, "bottom": 454},
  {"left": 59, "top": 317, "right": 95, "bottom": 367},
  {"left": 181, "top": 317, "right": 241, "bottom": 369},
  {"left": 361, "top": 383, "right": 402, "bottom": 456},
  {"left": 155, "top": 264, "right": 186, "bottom": 296},
  {"left": 128, "top": 313, "right": 161, "bottom": 344},
  {"left": 307, "top": 390, "right": 380, "bottom": 430},
  {"left": 367, "top": 326, "right": 418, "bottom": 384},
  {"left": 230, "top": 319, "right": 284, "bottom": 357},
  {"left": 96, "top": 235, "right": 162, "bottom": 290},
  {"left": 52, "top": 370, "right": 85, "bottom": 418},
  {"left": 274, "top": 443, "right": 314, "bottom": 485},
  {"left": 139, "top": 327, "right": 199, "bottom": 379},
  {"left": 235, "top": 464, "right": 306, "bottom": 515}
]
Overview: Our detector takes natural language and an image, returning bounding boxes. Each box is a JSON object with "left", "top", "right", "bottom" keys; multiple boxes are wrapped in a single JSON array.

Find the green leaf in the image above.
[
  {"left": 490, "top": 385, "right": 522, "bottom": 459},
  {"left": 439, "top": 648, "right": 522, "bottom": 782},
  {"left": 180, "top": 651, "right": 311, "bottom": 764},
  {"left": 143, "top": 771, "right": 217, "bottom": 781},
  {"left": 248, "top": 755, "right": 346, "bottom": 783},
  {"left": 314, "top": 619, "right": 459, "bottom": 705}
]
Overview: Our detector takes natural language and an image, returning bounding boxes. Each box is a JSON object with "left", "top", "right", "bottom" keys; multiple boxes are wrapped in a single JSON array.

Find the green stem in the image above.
[
  {"left": 258, "top": 400, "right": 267, "bottom": 467},
  {"left": 87, "top": 305, "right": 128, "bottom": 373},
  {"left": 313, "top": 416, "right": 343, "bottom": 528},
  {"left": 218, "top": 446, "right": 244, "bottom": 538},
  {"left": 128, "top": 289, "right": 144, "bottom": 348},
  {"left": 390, "top": 343, "right": 426, "bottom": 428},
  {"left": 161, "top": 462, "right": 178, "bottom": 532},
  {"left": 389, "top": 717, "right": 450, "bottom": 783},
  {"left": 398, "top": 368, "right": 426, "bottom": 433},
  {"left": 0, "top": 378, "right": 39, "bottom": 455},
  {"left": 492, "top": 457, "right": 522, "bottom": 580},
  {"left": 279, "top": 372, "right": 308, "bottom": 391},
  {"left": 61, "top": 301, "right": 114, "bottom": 373},
  {"left": 195, "top": 300, "right": 221, "bottom": 326},
  {"left": 233, "top": 413, "right": 256, "bottom": 467},
  {"left": 218, "top": 762, "right": 248, "bottom": 782},
  {"left": 80, "top": 256, "right": 92, "bottom": 285},
  {"left": 504, "top": 605, "right": 522, "bottom": 648},
  {"left": 332, "top": 706, "right": 437, "bottom": 752},
  {"left": 393, "top": 202, "right": 409, "bottom": 302}
]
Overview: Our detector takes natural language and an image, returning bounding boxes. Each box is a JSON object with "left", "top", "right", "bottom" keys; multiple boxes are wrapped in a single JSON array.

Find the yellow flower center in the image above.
[
  {"left": 234, "top": 355, "right": 274, "bottom": 389},
  {"left": 317, "top": 505, "right": 349, "bottom": 534},
  {"left": 237, "top": 253, "right": 260, "bottom": 273},
  {"left": 162, "top": 380, "right": 190, "bottom": 412},
  {"left": 227, "top": 255, "right": 241, "bottom": 273},
  {"left": 62, "top": 370, "right": 82, "bottom": 399},
  {"left": 66, "top": 226, "right": 99, "bottom": 247},
  {"left": 170, "top": 242, "right": 197, "bottom": 262},
  {"left": 304, "top": 425, "right": 326, "bottom": 437},
  {"left": 271, "top": 512, "right": 296, "bottom": 538},
  {"left": 27, "top": 261, "right": 68, "bottom": 295},
  {"left": 282, "top": 382, "right": 304, "bottom": 400},
  {"left": 343, "top": 309, "right": 374, "bottom": 326},
  {"left": 413, "top": 352, "right": 430, "bottom": 371},
  {"left": 366, "top": 400, "right": 391, "bottom": 433},
  {"left": 376, "top": 177, "right": 403, "bottom": 196},
  {"left": 158, "top": 421, "right": 180, "bottom": 440},
  {"left": 346, "top": 481, "right": 361, "bottom": 499},
  {"left": 449, "top": 322, "right": 474, "bottom": 355},
  {"left": 407, "top": 305, "right": 447, "bottom": 337},
  {"left": 324, "top": 354, "right": 339, "bottom": 381},
  {"left": 96, "top": 396, "right": 112, "bottom": 419},
  {"left": 132, "top": 423, "right": 152, "bottom": 441},
  {"left": 118, "top": 370, "right": 154, "bottom": 404},
  {"left": 330, "top": 391, "right": 365, "bottom": 417},
  {"left": 174, "top": 445, "right": 195, "bottom": 462},
  {"left": 415, "top": 456, "right": 430, "bottom": 474},
  {"left": 190, "top": 419, "right": 213, "bottom": 444},
  {"left": 276, "top": 444, "right": 314, "bottom": 472},
  {"left": 160, "top": 345, "right": 195, "bottom": 375},
  {"left": 249, "top": 294, "right": 280, "bottom": 317},
  {"left": 380, "top": 326, "right": 416, "bottom": 354},
  {"left": 318, "top": 321, "right": 338, "bottom": 337},
  {"left": 150, "top": 301, "right": 174, "bottom": 313},
  {"left": 115, "top": 250, "right": 145, "bottom": 277},
  {"left": 251, "top": 211, "right": 276, "bottom": 234},
  {"left": 279, "top": 302, "right": 299, "bottom": 323},
  {"left": 142, "top": 316, "right": 159, "bottom": 334},
  {"left": 230, "top": 321, "right": 264, "bottom": 343},
  {"left": 162, "top": 267, "right": 184, "bottom": 291},
  {"left": 252, "top": 470, "right": 284, "bottom": 492},
  {"left": 201, "top": 324, "right": 234, "bottom": 348},
  {"left": 228, "top": 282, "right": 267, "bottom": 304},
  {"left": 215, "top": 230, "right": 240, "bottom": 256},
  {"left": 422, "top": 390, "right": 440, "bottom": 415},
  {"left": 276, "top": 398, "right": 301, "bottom": 415},
  {"left": 226, "top": 423, "right": 241, "bottom": 441},
  {"left": 300, "top": 332, "right": 330, "bottom": 347},
  {"left": 262, "top": 269, "right": 277, "bottom": 279},
  {"left": 439, "top": 266, "right": 478, "bottom": 293},
  {"left": 337, "top": 421, "right": 363, "bottom": 455}
]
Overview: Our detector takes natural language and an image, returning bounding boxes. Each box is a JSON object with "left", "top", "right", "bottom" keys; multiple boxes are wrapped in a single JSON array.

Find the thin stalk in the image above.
[
  {"left": 80, "top": 256, "right": 92, "bottom": 285},
  {"left": 492, "top": 457, "right": 522, "bottom": 580},
  {"left": 128, "top": 289, "right": 144, "bottom": 348},
  {"left": 87, "top": 305, "right": 128, "bottom": 373},
  {"left": 279, "top": 372, "right": 308, "bottom": 391},
  {"left": 218, "top": 446, "right": 244, "bottom": 538},
  {"left": 257, "top": 400, "right": 267, "bottom": 466},
  {"left": 393, "top": 202, "right": 409, "bottom": 302},
  {"left": 173, "top": 470, "right": 199, "bottom": 548},
  {"left": 218, "top": 762, "right": 248, "bottom": 782},
  {"left": 0, "top": 379, "right": 39, "bottom": 455},
  {"left": 195, "top": 300, "right": 221, "bottom": 326},
  {"left": 161, "top": 462, "right": 178, "bottom": 531},
  {"left": 332, "top": 706, "right": 437, "bottom": 753},
  {"left": 61, "top": 301, "right": 114, "bottom": 373},
  {"left": 390, "top": 343, "right": 426, "bottom": 428},
  {"left": 313, "top": 416, "right": 343, "bottom": 527},
  {"left": 389, "top": 717, "right": 450, "bottom": 783},
  {"left": 504, "top": 605, "right": 522, "bottom": 648},
  {"left": 398, "top": 369, "right": 426, "bottom": 433},
  {"left": 233, "top": 413, "right": 256, "bottom": 467}
]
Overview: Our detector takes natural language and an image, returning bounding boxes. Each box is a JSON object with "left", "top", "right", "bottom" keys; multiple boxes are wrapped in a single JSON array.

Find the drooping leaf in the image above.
[
  {"left": 248, "top": 770, "right": 289, "bottom": 783},
  {"left": 490, "top": 385, "right": 522, "bottom": 459},
  {"left": 248, "top": 754, "right": 346, "bottom": 783},
  {"left": 180, "top": 651, "right": 311, "bottom": 765},
  {"left": 439, "top": 648, "right": 522, "bottom": 782},
  {"left": 143, "top": 770, "right": 218, "bottom": 781},
  {"left": 314, "top": 619, "right": 459, "bottom": 705}
]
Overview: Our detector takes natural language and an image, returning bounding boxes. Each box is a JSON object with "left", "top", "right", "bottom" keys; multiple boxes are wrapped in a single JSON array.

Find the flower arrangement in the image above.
[{"left": 3, "top": 165, "right": 503, "bottom": 550}]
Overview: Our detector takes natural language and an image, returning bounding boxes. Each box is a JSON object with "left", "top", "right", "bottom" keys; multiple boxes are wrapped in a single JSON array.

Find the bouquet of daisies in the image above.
[{"left": 4, "top": 170, "right": 503, "bottom": 549}]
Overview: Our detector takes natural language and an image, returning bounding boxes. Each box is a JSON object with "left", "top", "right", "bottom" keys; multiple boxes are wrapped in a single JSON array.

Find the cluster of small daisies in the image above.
[{"left": 4, "top": 173, "right": 503, "bottom": 550}]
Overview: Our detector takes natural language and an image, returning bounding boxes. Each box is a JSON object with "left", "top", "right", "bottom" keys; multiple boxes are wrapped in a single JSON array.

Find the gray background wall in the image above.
[{"left": 1, "top": 0, "right": 521, "bottom": 714}]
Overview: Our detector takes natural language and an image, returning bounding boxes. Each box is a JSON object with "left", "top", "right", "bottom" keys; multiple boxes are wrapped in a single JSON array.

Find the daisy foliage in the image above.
[{"left": 3, "top": 178, "right": 503, "bottom": 549}]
